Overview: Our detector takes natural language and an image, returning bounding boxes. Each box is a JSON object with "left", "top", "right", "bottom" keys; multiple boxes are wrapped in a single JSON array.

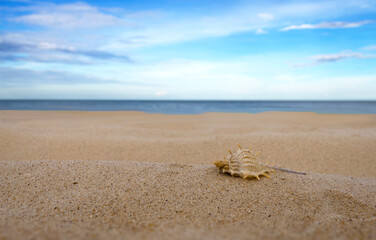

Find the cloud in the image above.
[
  {"left": 362, "top": 45, "right": 376, "bottom": 50},
  {"left": 154, "top": 91, "right": 168, "bottom": 96},
  {"left": 293, "top": 51, "right": 376, "bottom": 67},
  {"left": 4, "top": 0, "right": 376, "bottom": 50},
  {"left": 255, "top": 28, "right": 267, "bottom": 34},
  {"left": 0, "top": 0, "right": 31, "bottom": 3},
  {"left": 257, "top": 13, "right": 274, "bottom": 21},
  {"left": 313, "top": 52, "right": 364, "bottom": 62},
  {"left": 0, "top": 39, "right": 132, "bottom": 64},
  {"left": 0, "top": 67, "right": 160, "bottom": 87},
  {"left": 0, "top": 67, "right": 118, "bottom": 86},
  {"left": 0, "top": 66, "right": 163, "bottom": 99},
  {"left": 281, "top": 20, "right": 372, "bottom": 31},
  {"left": 267, "top": 75, "right": 376, "bottom": 99},
  {"left": 2, "top": 55, "right": 376, "bottom": 99},
  {"left": 119, "top": 58, "right": 267, "bottom": 99},
  {"left": 11, "top": 2, "right": 128, "bottom": 28},
  {"left": 1, "top": 1, "right": 376, "bottom": 100},
  {"left": 103, "top": 0, "right": 376, "bottom": 50}
]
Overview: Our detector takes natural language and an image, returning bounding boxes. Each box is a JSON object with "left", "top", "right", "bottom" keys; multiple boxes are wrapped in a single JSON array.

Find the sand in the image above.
[{"left": 0, "top": 110, "right": 375, "bottom": 239}]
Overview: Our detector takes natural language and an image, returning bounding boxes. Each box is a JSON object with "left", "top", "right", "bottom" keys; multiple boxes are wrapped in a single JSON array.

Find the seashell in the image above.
[{"left": 214, "top": 144, "right": 306, "bottom": 180}]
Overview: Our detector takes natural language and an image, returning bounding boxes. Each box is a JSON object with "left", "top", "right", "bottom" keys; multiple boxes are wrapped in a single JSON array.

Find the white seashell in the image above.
[
  {"left": 214, "top": 144, "right": 274, "bottom": 180},
  {"left": 214, "top": 144, "right": 306, "bottom": 180}
]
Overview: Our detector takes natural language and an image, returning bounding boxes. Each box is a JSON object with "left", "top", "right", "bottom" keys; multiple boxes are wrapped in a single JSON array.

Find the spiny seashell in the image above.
[
  {"left": 214, "top": 144, "right": 306, "bottom": 180},
  {"left": 214, "top": 144, "right": 275, "bottom": 180}
]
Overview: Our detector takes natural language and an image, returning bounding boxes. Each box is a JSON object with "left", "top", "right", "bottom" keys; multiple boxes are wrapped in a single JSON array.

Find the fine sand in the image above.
[{"left": 0, "top": 110, "right": 375, "bottom": 239}]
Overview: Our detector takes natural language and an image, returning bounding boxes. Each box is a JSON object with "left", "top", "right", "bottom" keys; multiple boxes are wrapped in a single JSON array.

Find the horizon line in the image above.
[{"left": 0, "top": 99, "right": 376, "bottom": 101}]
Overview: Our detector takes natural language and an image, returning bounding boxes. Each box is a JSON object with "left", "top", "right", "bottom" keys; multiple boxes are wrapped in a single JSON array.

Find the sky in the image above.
[{"left": 0, "top": 0, "right": 376, "bottom": 100}]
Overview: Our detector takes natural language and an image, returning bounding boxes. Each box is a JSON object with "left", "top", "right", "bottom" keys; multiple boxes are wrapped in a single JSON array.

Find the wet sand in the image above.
[{"left": 0, "top": 111, "right": 375, "bottom": 239}]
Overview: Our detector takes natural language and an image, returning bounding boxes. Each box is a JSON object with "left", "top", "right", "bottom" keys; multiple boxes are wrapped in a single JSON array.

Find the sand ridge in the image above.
[{"left": 1, "top": 160, "right": 375, "bottom": 240}]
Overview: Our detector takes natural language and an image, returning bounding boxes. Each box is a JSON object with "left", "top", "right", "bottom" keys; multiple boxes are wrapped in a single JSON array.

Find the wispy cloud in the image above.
[
  {"left": 0, "top": 0, "right": 32, "bottom": 3},
  {"left": 255, "top": 28, "right": 267, "bottom": 34},
  {"left": 4, "top": 0, "right": 376, "bottom": 50},
  {"left": 257, "top": 13, "right": 274, "bottom": 21},
  {"left": 281, "top": 20, "right": 372, "bottom": 31},
  {"left": 293, "top": 51, "right": 376, "bottom": 67},
  {"left": 313, "top": 52, "right": 367, "bottom": 62},
  {"left": 0, "top": 39, "right": 132, "bottom": 64},
  {"left": 11, "top": 2, "right": 128, "bottom": 28},
  {"left": 105, "top": 1, "right": 376, "bottom": 50},
  {"left": 154, "top": 91, "right": 168, "bottom": 97},
  {"left": 0, "top": 66, "right": 164, "bottom": 99},
  {"left": 0, "top": 67, "right": 118, "bottom": 86},
  {"left": 0, "top": 66, "right": 161, "bottom": 87},
  {"left": 362, "top": 45, "right": 376, "bottom": 50},
  {"left": 1, "top": 0, "right": 376, "bottom": 100},
  {"left": 267, "top": 75, "right": 376, "bottom": 99}
]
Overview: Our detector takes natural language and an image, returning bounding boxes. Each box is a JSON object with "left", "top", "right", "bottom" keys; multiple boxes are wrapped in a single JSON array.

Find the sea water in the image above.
[{"left": 0, "top": 100, "right": 375, "bottom": 114}]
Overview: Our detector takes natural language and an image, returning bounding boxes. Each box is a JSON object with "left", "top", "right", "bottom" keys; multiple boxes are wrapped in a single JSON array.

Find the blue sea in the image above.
[{"left": 0, "top": 100, "right": 376, "bottom": 114}]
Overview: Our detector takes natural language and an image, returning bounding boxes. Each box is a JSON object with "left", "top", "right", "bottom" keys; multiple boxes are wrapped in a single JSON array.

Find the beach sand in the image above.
[{"left": 0, "top": 111, "right": 375, "bottom": 239}]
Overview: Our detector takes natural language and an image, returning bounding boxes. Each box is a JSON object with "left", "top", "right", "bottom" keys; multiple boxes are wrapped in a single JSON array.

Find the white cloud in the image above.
[
  {"left": 281, "top": 20, "right": 372, "bottom": 31},
  {"left": 3, "top": 60, "right": 375, "bottom": 99},
  {"left": 255, "top": 28, "right": 267, "bottom": 34},
  {"left": 362, "top": 45, "right": 376, "bottom": 50},
  {"left": 0, "top": 66, "right": 123, "bottom": 86},
  {"left": 2, "top": 53, "right": 376, "bottom": 99},
  {"left": 257, "top": 13, "right": 274, "bottom": 21},
  {"left": 266, "top": 75, "right": 376, "bottom": 99},
  {"left": 313, "top": 52, "right": 363, "bottom": 62},
  {"left": 0, "top": 37, "right": 132, "bottom": 64},
  {"left": 155, "top": 91, "right": 167, "bottom": 96},
  {"left": 104, "top": 0, "right": 376, "bottom": 50},
  {"left": 274, "top": 75, "right": 310, "bottom": 82},
  {"left": 6, "top": 0, "right": 376, "bottom": 50},
  {"left": 2, "top": 1, "right": 376, "bottom": 100},
  {"left": 37, "top": 42, "right": 75, "bottom": 51},
  {"left": 293, "top": 51, "right": 376, "bottom": 67},
  {"left": 12, "top": 2, "right": 127, "bottom": 28},
  {"left": 105, "top": 58, "right": 266, "bottom": 99}
]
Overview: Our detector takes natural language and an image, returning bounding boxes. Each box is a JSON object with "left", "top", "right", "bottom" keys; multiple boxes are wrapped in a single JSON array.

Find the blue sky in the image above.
[{"left": 0, "top": 0, "right": 375, "bottom": 99}]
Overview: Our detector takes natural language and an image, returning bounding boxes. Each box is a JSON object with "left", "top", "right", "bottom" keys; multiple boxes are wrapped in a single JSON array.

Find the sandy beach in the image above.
[{"left": 1, "top": 111, "right": 375, "bottom": 239}]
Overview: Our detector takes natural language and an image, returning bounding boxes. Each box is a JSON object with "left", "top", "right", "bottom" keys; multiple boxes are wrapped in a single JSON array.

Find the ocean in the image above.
[{"left": 0, "top": 100, "right": 375, "bottom": 114}]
